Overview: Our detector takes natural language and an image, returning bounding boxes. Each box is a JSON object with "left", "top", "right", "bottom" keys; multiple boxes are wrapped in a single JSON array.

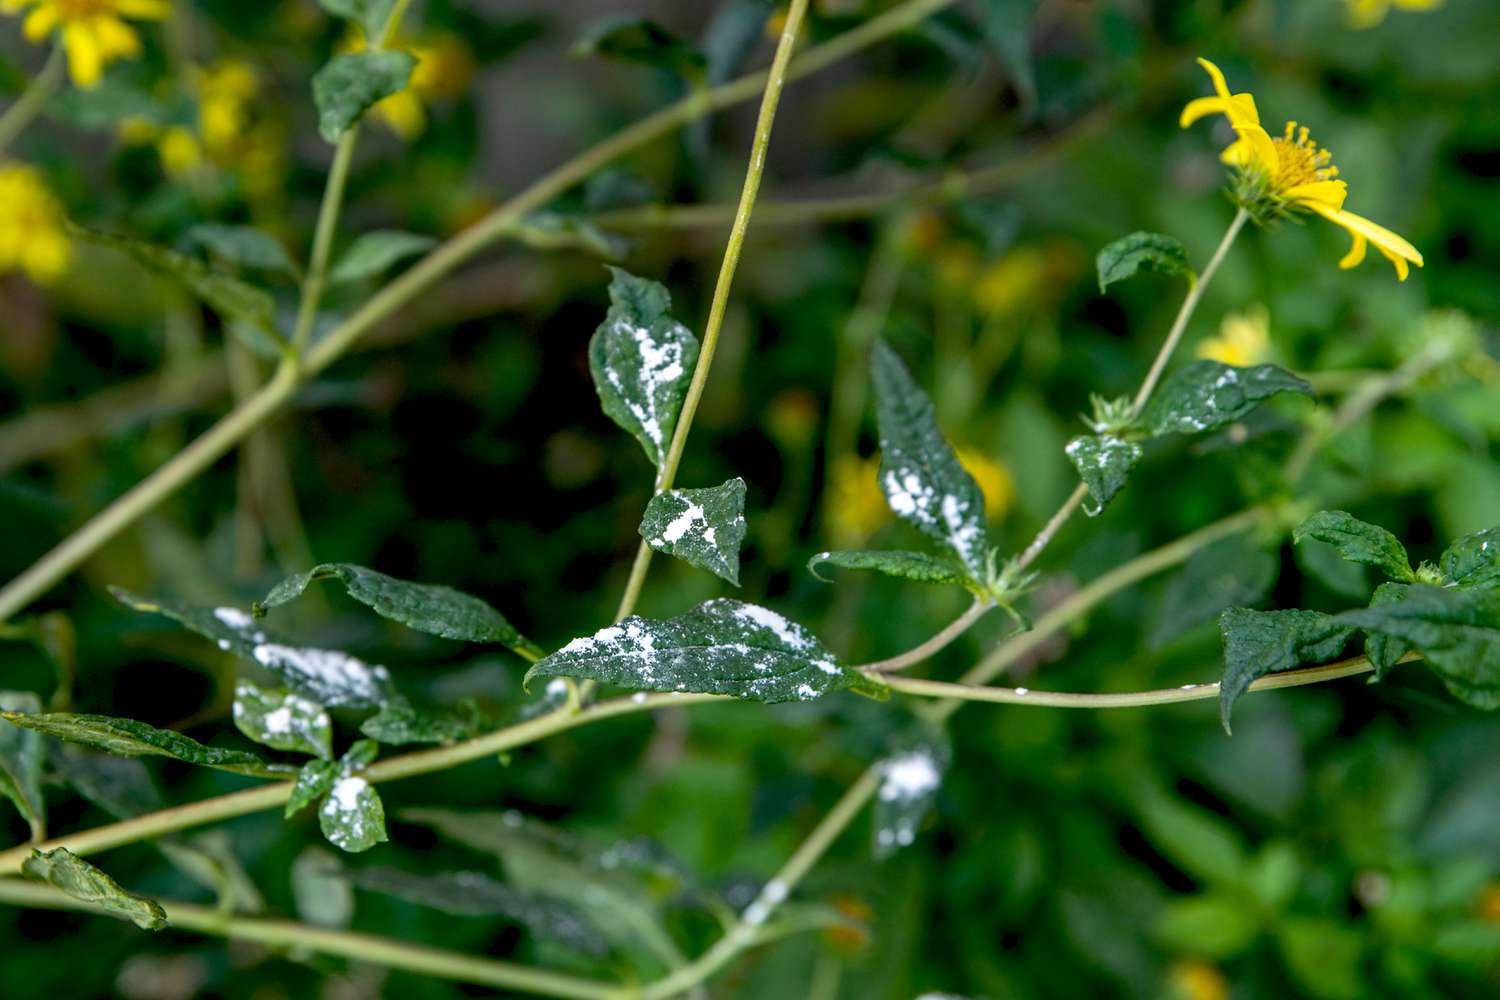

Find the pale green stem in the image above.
[
  {"left": 288, "top": 132, "right": 358, "bottom": 356},
  {"left": 0, "top": 44, "right": 63, "bottom": 157},
  {"left": 863, "top": 597, "right": 992, "bottom": 673}
]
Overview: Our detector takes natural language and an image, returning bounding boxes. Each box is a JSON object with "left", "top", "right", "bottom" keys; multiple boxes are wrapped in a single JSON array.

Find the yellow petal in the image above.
[
  {"left": 1376, "top": 243, "right": 1410, "bottom": 281},
  {"left": 1234, "top": 122, "right": 1279, "bottom": 174},
  {"left": 1307, "top": 203, "right": 1423, "bottom": 279},
  {"left": 22, "top": 5, "right": 58, "bottom": 42},
  {"left": 115, "top": 0, "right": 171, "bottom": 19},
  {"left": 93, "top": 16, "right": 141, "bottom": 60},
  {"left": 1181, "top": 96, "right": 1232, "bottom": 129},
  {"left": 63, "top": 22, "right": 103, "bottom": 88},
  {"left": 1285, "top": 179, "right": 1348, "bottom": 210},
  {"left": 1196, "top": 57, "right": 1233, "bottom": 100},
  {"left": 1338, "top": 233, "right": 1367, "bottom": 270}
]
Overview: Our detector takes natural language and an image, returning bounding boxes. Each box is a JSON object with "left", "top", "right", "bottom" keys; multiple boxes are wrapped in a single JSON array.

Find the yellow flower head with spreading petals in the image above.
[
  {"left": 2, "top": 0, "right": 169, "bottom": 88},
  {"left": 0, "top": 162, "right": 70, "bottom": 283},
  {"left": 1182, "top": 57, "right": 1424, "bottom": 281},
  {"left": 1197, "top": 304, "right": 1271, "bottom": 367}
]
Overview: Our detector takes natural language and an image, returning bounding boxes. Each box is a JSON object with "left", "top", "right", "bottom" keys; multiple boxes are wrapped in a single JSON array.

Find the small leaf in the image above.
[
  {"left": 0, "top": 711, "right": 283, "bottom": 778},
  {"left": 527, "top": 599, "right": 887, "bottom": 703},
  {"left": 1361, "top": 583, "right": 1414, "bottom": 679},
  {"left": 232, "top": 681, "right": 333, "bottom": 759},
  {"left": 292, "top": 847, "right": 354, "bottom": 927},
  {"left": 22, "top": 848, "right": 168, "bottom": 930},
  {"left": 320, "top": 774, "right": 388, "bottom": 853},
  {"left": 1293, "top": 510, "right": 1414, "bottom": 583},
  {"left": 1134, "top": 782, "right": 1247, "bottom": 885},
  {"left": 1096, "top": 231, "right": 1189, "bottom": 292},
  {"left": 326, "top": 229, "right": 437, "bottom": 286},
  {"left": 589, "top": 267, "right": 700, "bottom": 472},
  {"left": 976, "top": 0, "right": 1038, "bottom": 111},
  {"left": 807, "top": 550, "right": 970, "bottom": 588},
  {"left": 359, "top": 701, "right": 483, "bottom": 746},
  {"left": 1217, "top": 607, "right": 1355, "bottom": 733},
  {"left": 312, "top": 50, "right": 417, "bottom": 143},
  {"left": 1439, "top": 526, "right": 1500, "bottom": 590},
  {"left": 256, "top": 562, "right": 539, "bottom": 655},
  {"left": 286, "top": 759, "right": 339, "bottom": 819},
  {"left": 1154, "top": 892, "right": 1261, "bottom": 959},
  {"left": 1337, "top": 585, "right": 1500, "bottom": 711},
  {"left": 571, "top": 16, "right": 706, "bottom": 81},
  {"left": 871, "top": 339, "right": 990, "bottom": 579},
  {"left": 1150, "top": 532, "right": 1278, "bottom": 648},
  {"left": 512, "top": 212, "right": 628, "bottom": 259},
  {"left": 874, "top": 738, "right": 949, "bottom": 859},
  {"left": 1141, "top": 361, "right": 1312, "bottom": 437},
  {"left": 186, "top": 223, "right": 298, "bottom": 278},
  {"left": 319, "top": 0, "right": 395, "bottom": 39},
  {"left": 1065, "top": 434, "right": 1142, "bottom": 517},
  {"left": 0, "top": 690, "right": 46, "bottom": 838},
  {"left": 638, "top": 478, "right": 747, "bottom": 585}
]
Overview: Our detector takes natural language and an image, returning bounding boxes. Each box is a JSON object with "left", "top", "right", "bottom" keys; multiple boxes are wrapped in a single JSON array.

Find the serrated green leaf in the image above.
[
  {"left": 255, "top": 562, "right": 539, "bottom": 655},
  {"left": 1096, "top": 231, "right": 1189, "bottom": 292},
  {"left": 232, "top": 681, "right": 332, "bottom": 759},
  {"left": 977, "top": 0, "right": 1037, "bottom": 111},
  {"left": 1363, "top": 581, "right": 1412, "bottom": 678},
  {"left": 312, "top": 50, "right": 416, "bottom": 143},
  {"left": 527, "top": 599, "right": 887, "bottom": 703},
  {"left": 1065, "top": 433, "right": 1142, "bottom": 517},
  {"left": 0, "top": 690, "right": 45, "bottom": 838},
  {"left": 639, "top": 478, "right": 747, "bottom": 585},
  {"left": 807, "top": 550, "right": 970, "bottom": 588},
  {"left": 571, "top": 16, "right": 706, "bottom": 81},
  {"left": 513, "top": 212, "right": 629, "bottom": 259},
  {"left": 23, "top": 848, "right": 168, "bottom": 930},
  {"left": 0, "top": 711, "right": 283, "bottom": 779},
  {"left": 1439, "top": 527, "right": 1500, "bottom": 590},
  {"left": 359, "top": 701, "right": 483, "bottom": 746},
  {"left": 1293, "top": 510, "right": 1414, "bottom": 583},
  {"left": 186, "top": 223, "right": 298, "bottom": 278},
  {"left": 589, "top": 267, "right": 700, "bottom": 472},
  {"left": 111, "top": 588, "right": 397, "bottom": 710},
  {"left": 1217, "top": 608, "right": 1354, "bottom": 733},
  {"left": 1150, "top": 532, "right": 1278, "bottom": 648},
  {"left": 874, "top": 736, "right": 949, "bottom": 859},
  {"left": 1141, "top": 361, "right": 1312, "bottom": 437},
  {"left": 1337, "top": 585, "right": 1500, "bottom": 710},
  {"left": 871, "top": 339, "right": 990, "bottom": 578},
  {"left": 326, "top": 229, "right": 437, "bottom": 286},
  {"left": 319, "top": 0, "right": 395, "bottom": 39}
]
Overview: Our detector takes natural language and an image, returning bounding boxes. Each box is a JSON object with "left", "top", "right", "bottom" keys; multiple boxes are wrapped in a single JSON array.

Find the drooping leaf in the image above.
[
  {"left": 589, "top": 267, "right": 700, "bottom": 472},
  {"left": 1293, "top": 510, "right": 1415, "bottom": 583},
  {"left": 1337, "top": 585, "right": 1500, "bottom": 711},
  {"left": 1295, "top": 537, "right": 1372, "bottom": 601},
  {"left": 807, "top": 550, "right": 970, "bottom": 589},
  {"left": 1151, "top": 532, "right": 1278, "bottom": 648},
  {"left": 976, "top": 0, "right": 1038, "bottom": 111},
  {"left": 22, "top": 848, "right": 168, "bottom": 930},
  {"left": 0, "top": 690, "right": 46, "bottom": 838},
  {"left": 873, "top": 737, "right": 950, "bottom": 859},
  {"left": 319, "top": 773, "right": 388, "bottom": 852},
  {"left": 1438, "top": 526, "right": 1500, "bottom": 590},
  {"left": 359, "top": 701, "right": 483, "bottom": 746},
  {"left": 255, "top": 562, "right": 540, "bottom": 656},
  {"left": 319, "top": 0, "right": 396, "bottom": 39},
  {"left": 1065, "top": 434, "right": 1142, "bottom": 517},
  {"left": 0, "top": 711, "right": 283, "bottom": 779},
  {"left": 1141, "top": 361, "right": 1313, "bottom": 438},
  {"left": 292, "top": 847, "right": 354, "bottom": 928},
  {"left": 186, "top": 223, "right": 298, "bottom": 278},
  {"left": 326, "top": 229, "right": 436, "bottom": 286},
  {"left": 511, "top": 212, "right": 628, "bottom": 259},
  {"left": 871, "top": 339, "right": 990, "bottom": 579},
  {"left": 232, "top": 681, "right": 333, "bottom": 759},
  {"left": 527, "top": 599, "right": 887, "bottom": 703},
  {"left": 111, "top": 588, "right": 397, "bottom": 710},
  {"left": 1217, "top": 607, "right": 1355, "bottom": 733},
  {"left": 1096, "top": 231, "right": 1189, "bottom": 292},
  {"left": 287, "top": 758, "right": 339, "bottom": 819},
  {"left": 312, "top": 50, "right": 417, "bottom": 143},
  {"left": 638, "top": 478, "right": 747, "bottom": 585},
  {"left": 571, "top": 16, "right": 706, "bottom": 81}
]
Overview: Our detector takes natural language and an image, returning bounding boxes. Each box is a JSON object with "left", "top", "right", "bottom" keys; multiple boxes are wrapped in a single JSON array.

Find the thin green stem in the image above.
[
  {"left": 0, "top": 44, "right": 63, "bottom": 157},
  {"left": 863, "top": 598, "right": 992, "bottom": 673},
  {"left": 289, "top": 132, "right": 358, "bottom": 355}
]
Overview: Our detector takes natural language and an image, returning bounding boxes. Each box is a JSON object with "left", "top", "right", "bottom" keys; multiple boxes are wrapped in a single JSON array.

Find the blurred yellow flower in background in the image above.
[
  {"left": 1197, "top": 304, "right": 1271, "bottom": 367},
  {"left": 974, "top": 247, "right": 1046, "bottom": 317},
  {"left": 956, "top": 445, "right": 1015, "bottom": 521},
  {"left": 1346, "top": 0, "right": 1441, "bottom": 29},
  {"left": 0, "top": 162, "right": 70, "bottom": 283},
  {"left": 342, "top": 29, "right": 475, "bottom": 140},
  {"left": 826, "top": 454, "right": 890, "bottom": 548},
  {"left": 1170, "top": 959, "right": 1230, "bottom": 1000},
  {"left": 2, "top": 0, "right": 168, "bottom": 88}
]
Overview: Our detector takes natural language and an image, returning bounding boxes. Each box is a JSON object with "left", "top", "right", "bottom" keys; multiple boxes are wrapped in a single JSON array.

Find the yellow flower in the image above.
[
  {"left": 341, "top": 28, "right": 474, "bottom": 141},
  {"left": 2, "top": 0, "right": 169, "bottom": 88},
  {"left": 1170, "top": 959, "right": 1230, "bottom": 1000},
  {"left": 1346, "top": 0, "right": 1441, "bottom": 30},
  {"left": 1182, "top": 57, "right": 1424, "bottom": 281},
  {"left": 955, "top": 446, "right": 1015, "bottom": 521},
  {"left": 1197, "top": 304, "right": 1271, "bottom": 367},
  {"left": 973, "top": 247, "right": 1046, "bottom": 317},
  {"left": 826, "top": 454, "right": 891, "bottom": 548},
  {"left": 194, "top": 57, "right": 258, "bottom": 160},
  {"left": 0, "top": 162, "right": 70, "bottom": 283}
]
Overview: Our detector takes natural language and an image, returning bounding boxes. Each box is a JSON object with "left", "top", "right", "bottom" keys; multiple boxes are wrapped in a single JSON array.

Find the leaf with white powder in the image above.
[
  {"left": 638, "top": 477, "right": 747, "bottom": 585},
  {"left": 0, "top": 711, "right": 284, "bottom": 779},
  {"left": 526, "top": 599, "right": 888, "bottom": 703},
  {"left": 1141, "top": 361, "right": 1312, "bottom": 438},
  {"left": 871, "top": 339, "right": 990, "bottom": 580},
  {"left": 589, "top": 267, "right": 700, "bottom": 473},
  {"left": 232, "top": 681, "right": 333, "bottom": 759},
  {"left": 873, "top": 735, "right": 950, "bottom": 859},
  {"left": 1065, "top": 433, "right": 1143, "bottom": 517},
  {"left": 320, "top": 774, "right": 388, "bottom": 853}
]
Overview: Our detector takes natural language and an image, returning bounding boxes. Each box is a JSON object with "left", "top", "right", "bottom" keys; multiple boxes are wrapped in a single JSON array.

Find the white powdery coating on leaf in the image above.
[
  {"left": 214, "top": 606, "right": 255, "bottom": 630},
  {"left": 606, "top": 320, "right": 688, "bottom": 453},
  {"left": 727, "top": 602, "right": 813, "bottom": 651},
  {"left": 879, "top": 751, "right": 942, "bottom": 803},
  {"left": 251, "top": 643, "right": 389, "bottom": 703},
  {"left": 261, "top": 706, "right": 294, "bottom": 735},
  {"left": 659, "top": 500, "right": 706, "bottom": 545}
]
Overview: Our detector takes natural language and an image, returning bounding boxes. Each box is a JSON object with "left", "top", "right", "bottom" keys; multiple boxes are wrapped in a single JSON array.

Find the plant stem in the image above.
[
  {"left": 862, "top": 598, "right": 992, "bottom": 673},
  {"left": 0, "top": 879, "right": 625, "bottom": 1000},
  {"left": 611, "top": 0, "right": 813, "bottom": 624},
  {"left": 0, "top": 44, "right": 63, "bottom": 157},
  {"left": 289, "top": 131, "right": 358, "bottom": 355},
  {"left": 0, "top": 0, "right": 954, "bottom": 626}
]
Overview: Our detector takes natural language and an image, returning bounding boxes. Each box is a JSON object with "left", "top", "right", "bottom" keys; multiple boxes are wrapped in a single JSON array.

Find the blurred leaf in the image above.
[
  {"left": 292, "top": 847, "right": 353, "bottom": 928},
  {"left": 47, "top": 83, "right": 175, "bottom": 130},
  {"left": 327, "top": 230, "right": 437, "bottom": 286},
  {"left": 1095, "top": 231, "right": 1188, "bottom": 292},
  {"left": 1153, "top": 891, "right": 1259, "bottom": 958},
  {"left": 873, "top": 737, "right": 949, "bottom": 859},
  {"left": 977, "top": 0, "right": 1037, "bottom": 110},
  {"left": 1065, "top": 434, "right": 1141, "bottom": 517},
  {"left": 231, "top": 680, "right": 332, "bottom": 759},
  {"left": 1151, "top": 532, "right": 1277, "bottom": 647},
  {"left": 1439, "top": 526, "right": 1500, "bottom": 589},
  {"left": 359, "top": 701, "right": 483, "bottom": 746},
  {"left": 186, "top": 223, "right": 299, "bottom": 278},
  {"left": 702, "top": 0, "right": 771, "bottom": 85},
  {"left": 1364, "top": 581, "right": 1412, "bottom": 677},
  {"left": 1295, "top": 536, "right": 1372, "bottom": 601},
  {"left": 0, "top": 690, "right": 45, "bottom": 839},
  {"left": 1294, "top": 510, "right": 1415, "bottom": 583},
  {"left": 1134, "top": 783, "right": 1246, "bottom": 885},
  {"left": 807, "top": 549, "right": 970, "bottom": 588},
  {"left": 1338, "top": 584, "right": 1500, "bottom": 710},
  {"left": 22, "top": 848, "right": 167, "bottom": 930},
  {"left": 872, "top": 339, "right": 990, "bottom": 579},
  {"left": 312, "top": 50, "right": 416, "bottom": 143},
  {"left": 512, "top": 212, "right": 628, "bottom": 259},
  {"left": 319, "top": 0, "right": 394, "bottom": 39},
  {"left": 1276, "top": 916, "right": 1365, "bottom": 1000},
  {"left": 1141, "top": 361, "right": 1312, "bottom": 438},
  {"left": 571, "top": 16, "right": 706, "bottom": 81},
  {"left": 0, "top": 711, "right": 283, "bottom": 779},
  {"left": 639, "top": 477, "right": 747, "bottom": 585},
  {"left": 50, "top": 748, "right": 163, "bottom": 819},
  {"left": 157, "top": 831, "right": 264, "bottom": 915},
  {"left": 1218, "top": 608, "right": 1354, "bottom": 733},
  {"left": 589, "top": 267, "right": 700, "bottom": 472},
  {"left": 528, "top": 599, "right": 887, "bottom": 703}
]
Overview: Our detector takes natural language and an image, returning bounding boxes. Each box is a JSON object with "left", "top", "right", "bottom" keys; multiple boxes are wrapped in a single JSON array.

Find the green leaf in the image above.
[
  {"left": 312, "top": 50, "right": 416, "bottom": 143},
  {"left": 873, "top": 738, "right": 949, "bottom": 859},
  {"left": 157, "top": 831, "right": 265, "bottom": 915},
  {"left": 359, "top": 701, "right": 483, "bottom": 746},
  {"left": 0, "top": 711, "right": 283, "bottom": 779},
  {"left": 511, "top": 212, "right": 628, "bottom": 259},
  {"left": 232, "top": 681, "right": 332, "bottom": 759},
  {"left": 976, "top": 0, "right": 1037, "bottom": 111},
  {"left": 320, "top": 772, "right": 388, "bottom": 852},
  {"left": 51, "top": 747, "right": 163, "bottom": 819},
  {"left": 1439, "top": 526, "right": 1500, "bottom": 589},
  {"left": 22, "top": 848, "right": 168, "bottom": 930},
  {"left": 0, "top": 690, "right": 46, "bottom": 838},
  {"left": 1150, "top": 532, "right": 1278, "bottom": 648},
  {"left": 292, "top": 848, "right": 354, "bottom": 927},
  {"left": 111, "top": 588, "right": 397, "bottom": 710},
  {"left": 1363, "top": 582, "right": 1411, "bottom": 678},
  {"left": 1276, "top": 916, "right": 1366, "bottom": 1000},
  {"left": 326, "top": 229, "right": 436, "bottom": 286},
  {"left": 286, "top": 758, "right": 339, "bottom": 819},
  {"left": 807, "top": 550, "right": 970, "bottom": 588},
  {"left": 571, "top": 16, "right": 706, "bottom": 81},
  {"left": 638, "top": 478, "right": 747, "bottom": 585},
  {"left": 186, "top": 223, "right": 298, "bottom": 278},
  {"left": 1096, "top": 231, "right": 1189, "bottom": 292},
  {"left": 871, "top": 339, "right": 990, "bottom": 579},
  {"left": 1134, "top": 782, "right": 1246, "bottom": 885},
  {"left": 1217, "top": 608, "right": 1354, "bottom": 733},
  {"left": 1065, "top": 434, "right": 1142, "bottom": 517},
  {"left": 1293, "top": 510, "right": 1415, "bottom": 583},
  {"left": 1141, "top": 361, "right": 1313, "bottom": 437},
  {"left": 342, "top": 866, "right": 610, "bottom": 957},
  {"left": 589, "top": 267, "right": 700, "bottom": 472},
  {"left": 1154, "top": 891, "right": 1261, "bottom": 959},
  {"left": 527, "top": 599, "right": 887, "bottom": 703},
  {"left": 319, "top": 0, "right": 395, "bottom": 39},
  {"left": 255, "top": 562, "right": 539, "bottom": 655},
  {"left": 1337, "top": 584, "right": 1500, "bottom": 710}
]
